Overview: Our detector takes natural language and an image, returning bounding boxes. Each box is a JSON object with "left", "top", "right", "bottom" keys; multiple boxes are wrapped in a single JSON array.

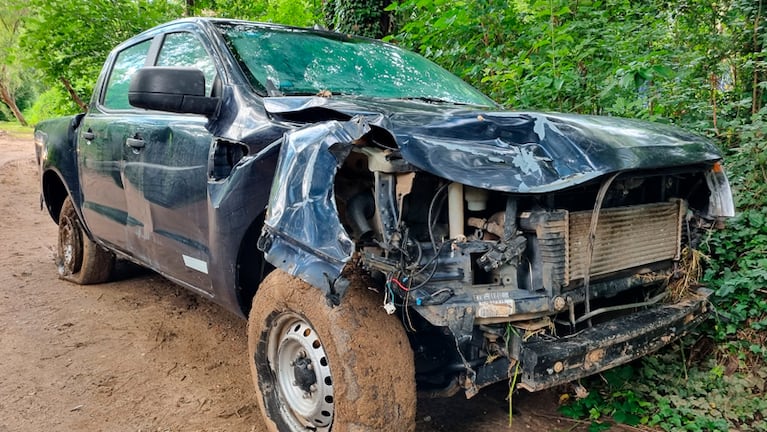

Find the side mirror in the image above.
[{"left": 129, "top": 67, "right": 219, "bottom": 116}]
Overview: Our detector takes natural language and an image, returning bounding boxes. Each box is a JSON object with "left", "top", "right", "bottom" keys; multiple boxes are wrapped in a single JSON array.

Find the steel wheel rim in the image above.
[
  {"left": 267, "top": 312, "right": 334, "bottom": 431},
  {"left": 58, "top": 214, "right": 82, "bottom": 275}
]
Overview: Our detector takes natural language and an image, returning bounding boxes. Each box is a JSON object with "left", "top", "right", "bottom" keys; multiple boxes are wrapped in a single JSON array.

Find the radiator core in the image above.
[{"left": 567, "top": 200, "right": 684, "bottom": 283}]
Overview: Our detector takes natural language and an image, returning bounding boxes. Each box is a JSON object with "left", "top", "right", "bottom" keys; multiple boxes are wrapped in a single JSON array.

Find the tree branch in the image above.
[
  {"left": 60, "top": 77, "right": 88, "bottom": 111},
  {"left": 0, "top": 68, "right": 28, "bottom": 126}
]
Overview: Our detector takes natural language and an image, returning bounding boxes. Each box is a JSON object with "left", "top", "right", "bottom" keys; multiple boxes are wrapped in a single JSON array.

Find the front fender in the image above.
[{"left": 258, "top": 117, "right": 370, "bottom": 304}]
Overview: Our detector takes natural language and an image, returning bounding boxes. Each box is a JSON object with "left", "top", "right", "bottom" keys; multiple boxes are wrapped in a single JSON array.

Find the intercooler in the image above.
[{"left": 523, "top": 200, "right": 685, "bottom": 290}]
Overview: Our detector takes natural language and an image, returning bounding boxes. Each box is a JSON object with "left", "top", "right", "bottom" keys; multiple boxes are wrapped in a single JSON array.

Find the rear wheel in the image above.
[
  {"left": 57, "top": 197, "right": 114, "bottom": 284},
  {"left": 248, "top": 270, "right": 416, "bottom": 432}
]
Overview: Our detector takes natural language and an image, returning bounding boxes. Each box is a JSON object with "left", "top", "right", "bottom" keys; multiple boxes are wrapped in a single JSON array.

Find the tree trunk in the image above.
[
  {"left": 60, "top": 77, "right": 87, "bottom": 111},
  {"left": 0, "top": 79, "right": 27, "bottom": 126}
]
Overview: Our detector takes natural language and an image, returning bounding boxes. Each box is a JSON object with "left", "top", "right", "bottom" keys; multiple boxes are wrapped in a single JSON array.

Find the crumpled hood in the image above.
[{"left": 264, "top": 96, "right": 722, "bottom": 193}]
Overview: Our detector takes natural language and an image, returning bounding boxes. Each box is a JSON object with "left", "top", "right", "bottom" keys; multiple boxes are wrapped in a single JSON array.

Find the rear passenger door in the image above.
[{"left": 78, "top": 38, "right": 153, "bottom": 254}]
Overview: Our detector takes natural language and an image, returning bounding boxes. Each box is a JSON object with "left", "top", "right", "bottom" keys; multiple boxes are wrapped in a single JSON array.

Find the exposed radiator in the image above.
[
  {"left": 521, "top": 200, "right": 686, "bottom": 292},
  {"left": 568, "top": 200, "right": 684, "bottom": 282}
]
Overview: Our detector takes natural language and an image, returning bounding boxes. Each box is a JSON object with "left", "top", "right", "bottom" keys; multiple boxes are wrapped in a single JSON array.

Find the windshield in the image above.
[{"left": 215, "top": 23, "right": 495, "bottom": 106}]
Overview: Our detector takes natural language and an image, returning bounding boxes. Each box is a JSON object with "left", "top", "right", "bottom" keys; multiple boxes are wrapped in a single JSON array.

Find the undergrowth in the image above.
[
  {"left": 560, "top": 351, "right": 767, "bottom": 431},
  {"left": 701, "top": 116, "right": 767, "bottom": 367},
  {"left": 704, "top": 209, "right": 767, "bottom": 366}
]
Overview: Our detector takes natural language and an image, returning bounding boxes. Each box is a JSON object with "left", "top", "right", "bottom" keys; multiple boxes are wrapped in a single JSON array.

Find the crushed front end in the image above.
[
  {"left": 354, "top": 169, "right": 729, "bottom": 395},
  {"left": 259, "top": 110, "right": 734, "bottom": 397}
]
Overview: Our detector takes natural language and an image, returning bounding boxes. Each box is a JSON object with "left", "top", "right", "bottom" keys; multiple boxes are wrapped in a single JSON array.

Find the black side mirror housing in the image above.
[{"left": 129, "top": 67, "right": 219, "bottom": 116}]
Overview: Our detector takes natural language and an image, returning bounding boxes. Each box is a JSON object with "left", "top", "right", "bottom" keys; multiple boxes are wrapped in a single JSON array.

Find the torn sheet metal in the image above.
[
  {"left": 264, "top": 96, "right": 723, "bottom": 193},
  {"left": 258, "top": 116, "right": 370, "bottom": 302}
]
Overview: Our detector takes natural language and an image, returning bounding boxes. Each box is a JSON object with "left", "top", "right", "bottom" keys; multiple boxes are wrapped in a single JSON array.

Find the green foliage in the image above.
[
  {"left": 719, "top": 113, "right": 767, "bottom": 208},
  {"left": 561, "top": 356, "right": 767, "bottom": 431},
  {"left": 261, "top": 0, "right": 320, "bottom": 27},
  {"left": 23, "top": 86, "right": 80, "bottom": 126},
  {"left": 0, "top": 0, "right": 35, "bottom": 125},
  {"left": 19, "top": 0, "right": 183, "bottom": 109},
  {"left": 186, "top": 0, "right": 269, "bottom": 20},
  {"left": 325, "top": 0, "right": 392, "bottom": 38},
  {"left": 15, "top": 0, "right": 326, "bottom": 119},
  {"left": 386, "top": 0, "right": 522, "bottom": 102},
  {"left": 703, "top": 206, "right": 767, "bottom": 364},
  {"left": 559, "top": 366, "right": 651, "bottom": 430},
  {"left": 387, "top": 0, "right": 738, "bottom": 125},
  {"left": 188, "top": 0, "right": 319, "bottom": 27}
]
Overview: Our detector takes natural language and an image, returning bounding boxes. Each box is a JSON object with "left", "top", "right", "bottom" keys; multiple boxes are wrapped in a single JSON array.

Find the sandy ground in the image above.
[{"left": 0, "top": 130, "right": 575, "bottom": 432}]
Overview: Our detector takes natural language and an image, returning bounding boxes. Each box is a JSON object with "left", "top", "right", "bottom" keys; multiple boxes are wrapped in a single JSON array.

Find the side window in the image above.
[
  {"left": 102, "top": 40, "right": 152, "bottom": 110},
  {"left": 157, "top": 32, "right": 217, "bottom": 96}
]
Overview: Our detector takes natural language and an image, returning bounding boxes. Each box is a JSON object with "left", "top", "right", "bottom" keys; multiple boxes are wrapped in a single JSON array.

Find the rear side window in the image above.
[
  {"left": 102, "top": 40, "right": 152, "bottom": 110},
  {"left": 157, "top": 32, "right": 217, "bottom": 96}
]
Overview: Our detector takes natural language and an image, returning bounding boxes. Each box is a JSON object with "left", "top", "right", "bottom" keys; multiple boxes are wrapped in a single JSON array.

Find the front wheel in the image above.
[
  {"left": 57, "top": 197, "right": 114, "bottom": 284},
  {"left": 248, "top": 270, "right": 416, "bottom": 432}
]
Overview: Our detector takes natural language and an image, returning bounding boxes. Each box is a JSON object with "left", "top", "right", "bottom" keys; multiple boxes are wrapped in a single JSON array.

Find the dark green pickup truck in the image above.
[{"left": 34, "top": 17, "right": 734, "bottom": 431}]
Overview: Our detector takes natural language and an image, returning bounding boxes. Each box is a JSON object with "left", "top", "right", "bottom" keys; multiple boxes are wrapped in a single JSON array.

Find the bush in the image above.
[
  {"left": 23, "top": 87, "right": 81, "bottom": 126},
  {"left": 703, "top": 207, "right": 767, "bottom": 365},
  {"left": 561, "top": 354, "right": 767, "bottom": 431}
]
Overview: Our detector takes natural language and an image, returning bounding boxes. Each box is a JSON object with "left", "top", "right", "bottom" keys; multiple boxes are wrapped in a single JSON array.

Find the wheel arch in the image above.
[
  {"left": 235, "top": 211, "right": 274, "bottom": 317},
  {"left": 42, "top": 168, "right": 71, "bottom": 224}
]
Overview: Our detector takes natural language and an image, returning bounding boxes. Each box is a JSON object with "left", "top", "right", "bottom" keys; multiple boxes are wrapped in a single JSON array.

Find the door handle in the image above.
[
  {"left": 126, "top": 137, "right": 145, "bottom": 149},
  {"left": 83, "top": 129, "right": 95, "bottom": 140}
]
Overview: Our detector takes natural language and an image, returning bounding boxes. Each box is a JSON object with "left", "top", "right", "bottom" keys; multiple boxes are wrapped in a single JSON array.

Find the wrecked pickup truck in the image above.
[{"left": 34, "top": 18, "right": 734, "bottom": 432}]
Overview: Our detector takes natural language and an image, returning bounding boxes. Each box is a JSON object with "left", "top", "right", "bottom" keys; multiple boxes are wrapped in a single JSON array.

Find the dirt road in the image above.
[{"left": 0, "top": 131, "right": 568, "bottom": 431}]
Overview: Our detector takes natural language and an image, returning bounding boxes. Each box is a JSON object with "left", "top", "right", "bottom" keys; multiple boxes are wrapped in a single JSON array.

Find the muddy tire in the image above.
[
  {"left": 248, "top": 270, "right": 416, "bottom": 432},
  {"left": 57, "top": 197, "right": 114, "bottom": 284}
]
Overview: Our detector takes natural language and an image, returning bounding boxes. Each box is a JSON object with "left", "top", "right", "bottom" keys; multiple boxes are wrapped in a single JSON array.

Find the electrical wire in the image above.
[
  {"left": 390, "top": 277, "right": 409, "bottom": 291},
  {"left": 404, "top": 238, "right": 423, "bottom": 271},
  {"left": 403, "top": 287, "right": 416, "bottom": 332},
  {"left": 410, "top": 239, "right": 451, "bottom": 278},
  {"left": 408, "top": 262, "right": 439, "bottom": 291},
  {"left": 383, "top": 182, "right": 457, "bottom": 329},
  {"left": 429, "top": 288, "right": 452, "bottom": 297},
  {"left": 427, "top": 183, "right": 449, "bottom": 253}
]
